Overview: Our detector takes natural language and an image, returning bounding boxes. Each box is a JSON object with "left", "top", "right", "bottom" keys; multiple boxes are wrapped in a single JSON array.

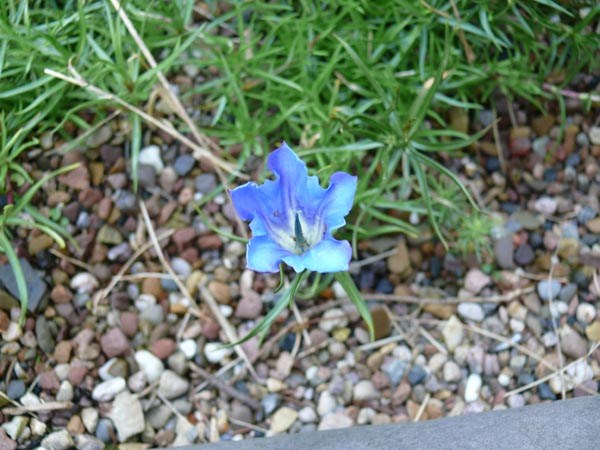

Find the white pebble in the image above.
[
  {"left": 443, "top": 361, "right": 462, "bottom": 383},
  {"left": 464, "top": 373, "right": 482, "bottom": 402},
  {"left": 353, "top": 380, "right": 379, "bottom": 402},
  {"left": 576, "top": 303, "right": 597, "bottom": 324},
  {"left": 138, "top": 145, "right": 164, "bottom": 172},
  {"left": 70, "top": 272, "right": 99, "bottom": 294},
  {"left": 442, "top": 316, "right": 464, "bottom": 351},
  {"left": 319, "top": 308, "right": 348, "bottom": 332},
  {"left": 56, "top": 380, "right": 74, "bottom": 402},
  {"left": 81, "top": 407, "right": 99, "bottom": 433},
  {"left": 178, "top": 339, "right": 198, "bottom": 359},
  {"left": 92, "top": 377, "right": 126, "bottom": 402},
  {"left": 134, "top": 350, "right": 164, "bottom": 383},
  {"left": 457, "top": 303, "right": 485, "bottom": 322},
  {"left": 204, "top": 342, "right": 233, "bottom": 364},
  {"left": 298, "top": 406, "right": 317, "bottom": 423},
  {"left": 317, "top": 391, "right": 337, "bottom": 416}
]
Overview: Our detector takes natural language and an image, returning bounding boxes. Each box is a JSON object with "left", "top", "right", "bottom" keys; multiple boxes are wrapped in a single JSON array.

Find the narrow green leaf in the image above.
[
  {"left": 0, "top": 232, "right": 28, "bottom": 325},
  {"left": 334, "top": 271, "right": 374, "bottom": 340}
]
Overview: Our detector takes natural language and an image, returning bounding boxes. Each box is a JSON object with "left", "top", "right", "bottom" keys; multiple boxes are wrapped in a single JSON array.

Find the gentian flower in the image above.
[{"left": 230, "top": 142, "right": 357, "bottom": 273}]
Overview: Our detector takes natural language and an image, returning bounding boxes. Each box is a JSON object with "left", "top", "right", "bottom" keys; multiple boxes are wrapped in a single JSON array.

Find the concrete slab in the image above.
[{"left": 180, "top": 396, "right": 600, "bottom": 450}]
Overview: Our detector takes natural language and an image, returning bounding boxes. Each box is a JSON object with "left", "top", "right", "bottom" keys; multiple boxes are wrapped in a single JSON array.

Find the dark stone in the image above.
[
  {"left": 0, "top": 258, "right": 47, "bottom": 312},
  {"left": 115, "top": 191, "right": 138, "bottom": 213},
  {"left": 174, "top": 154, "right": 196, "bottom": 176},
  {"left": 261, "top": 393, "right": 281, "bottom": 416},
  {"left": 565, "top": 153, "right": 580, "bottom": 168},
  {"left": 537, "top": 382, "right": 556, "bottom": 400},
  {"left": 359, "top": 270, "right": 375, "bottom": 290},
  {"left": 138, "top": 164, "right": 157, "bottom": 189},
  {"left": 514, "top": 244, "right": 535, "bottom": 266},
  {"left": 485, "top": 157, "right": 501, "bottom": 172},
  {"left": 375, "top": 278, "right": 394, "bottom": 294},
  {"left": 429, "top": 257, "right": 442, "bottom": 278},
  {"left": 543, "top": 168, "right": 557, "bottom": 182},
  {"left": 195, "top": 173, "right": 218, "bottom": 195},
  {"left": 528, "top": 233, "right": 543, "bottom": 249},
  {"left": 6, "top": 379, "right": 26, "bottom": 399},
  {"left": 279, "top": 333, "right": 296, "bottom": 352},
  {"left": 407, "top": 365, "right": 428, "bottom": 386}
]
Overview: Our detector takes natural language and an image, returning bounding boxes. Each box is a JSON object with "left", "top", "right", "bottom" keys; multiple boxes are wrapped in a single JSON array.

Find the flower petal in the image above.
[
  {"left": 298, "top": 236, "right": 352, "bottom": 273},
  {"left": 230, "top": 179, "right": 285, "bottom": 236},
  {"left": 246, "top": 235, "right": 293, "bottom": 273},
  {"left": 319, "top": 172, "right": 357, "bottom": 231},
  {"left": 267, "top": 142, "right": 310, "bottom": 212}
]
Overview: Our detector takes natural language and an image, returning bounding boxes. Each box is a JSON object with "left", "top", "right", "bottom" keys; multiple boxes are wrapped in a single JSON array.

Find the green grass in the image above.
[{"left": 0, "top": 0, "right": 598, "bottom": 315}]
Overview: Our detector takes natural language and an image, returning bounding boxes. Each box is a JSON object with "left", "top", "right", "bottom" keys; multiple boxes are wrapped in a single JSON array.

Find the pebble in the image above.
[
  {"left": 195, "top": 173, "right": 217, "bottom": 194},
  {"left": 82, "top": 407, "right": 99, "bottom": 433},
  {"left": 138, "top": 145, "right": 164, "bottom": 172},
  {"left": 298, "top": 406, "right": 317, "bottom": 423},
  {"left": 407, "top": 365, "right": 428, "bottom": 385},
  {"left": 585, "top": 321, "right": 600, "bottom": 341},
  {"left": 178, "top": 339, "right": 197, "bottom": 359},
  {"left": 560, "top": 328, "right": 587, "bottom": 359},
  {"left": 317, "top": 391, "right": 337, "bottom": 416},
  {"left": 56, "top": 380, "right": 74, "bottom": 402},
  {"left": 261, "top": 393, "right": 282, "bottom": 416},
  {"left": 319, "top": 308, "right": 348, "bottom": 332},
  {"left": 457, "top": 303, "right": 485, "bottom": 322},
  {"left": 443, "top": 361, "right": 462, "bottom": 383},
  {"left": 353, "top": 380, "right": 379, "bottom": 401},
  {"left": 134, "top": 350, "right": 164, "bottom": 383},
  {"left": 36, "top": 317, "right": 55, "bottom": 353},
  {"left": 442, "top": 315, "right": 464, "bottom": 351},
  {"left": 464, "top": 373, "right": 482, "bottom": 402},
  {"left": 204, "top": 342, "right": 233, "bottom": 364},
  {"left": 576, "top": 303, "right": 596, "bottom": 324},
  {"left": 6, "top": 379, "right": 25, "bottom": 399},
  {"left": 75, "top": 435, "right": 105, "bottom": 450},
  {"left": 537, "top": 280, "right": 561, "bottom": 301},
  {"left": 92, "top": 377, "right": 126, "bottom": 402},
  {"left": 533, "top": 197, "right": 557, "bottom": 216},
  {"left": 174, "top": 154, "right": 195, "bottom": 176},
  {"left": 109, "top": 391, "right": 145, "bottom": 441},
  {"left": 0, "top": 429, "right": 16, "bottom": 450},
  {"left": 269, "top": 407, "right": 298, "bottom": 434},
  {"left": 41, "top": 430, "right": 73, "bottom": 450},
  {"left": 537, "top": 382, "right": 556, "bottom": 400},
  {"left": 464, "top": 269, "right": 490, "bottom": 294},
  {"left": 514, "top": 244, "right": 535, "bottom": 266},
  {"left": 100, "top": 328, "right": 130, "bottom": 358},
  {"left": 382, "top": 359, "right": 407, "bottom": 386},
  {"left": 158, "top": 370, "right": 190, "bottom": 399},
  {"left": 235, "top": 292, "right": 263, "bottom": 319},
  {"left": 318, "top": 412, "right": 353, "bottom": 431},
  {"left": 95, "top": 419, "right": 114, "bottom": 443}
]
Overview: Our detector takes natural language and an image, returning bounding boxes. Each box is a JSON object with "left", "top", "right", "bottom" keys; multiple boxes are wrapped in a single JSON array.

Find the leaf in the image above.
[
  {"left": 0, "top": 232, "right": 28, "bottom": 325},
  {"left": 224, "top": 271, "right": 308, "bottom": 347},
  {"left": 334, "top": 271, "right": 374, "bottom": 341}
]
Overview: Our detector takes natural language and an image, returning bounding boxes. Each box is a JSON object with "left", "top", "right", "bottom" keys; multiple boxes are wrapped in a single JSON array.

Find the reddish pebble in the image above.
[
  {"left": 100, "top": 328, "right": 130, "bottom": 358},
  {"left": 50, "top": 284, "right": 73, "bottom": 304},
  {"left": 151, "top": 338, "right": 177, "bottom": 360},
  {"left": 54, "top": 341, "right": 73, "bottom": 364},
  {"left": 68, "top": 361, "right": 89, "bottom": 385},
  {"left": 172, "top": 227, "right": 197, "bottom": 252},
  {"left": 120, "top": 311, "right": 139, "bottom": 338},
  {"left": 39, "top": 370, "right": 60, "bottom": 391},
  {"left": 202, "top": 319, "right": 220, "bottom": 340}
]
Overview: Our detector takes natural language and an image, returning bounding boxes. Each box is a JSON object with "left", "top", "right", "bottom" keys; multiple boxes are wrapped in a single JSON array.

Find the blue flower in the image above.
[{"left": 230, "top": 142, "right": 357, "bottom": 273}]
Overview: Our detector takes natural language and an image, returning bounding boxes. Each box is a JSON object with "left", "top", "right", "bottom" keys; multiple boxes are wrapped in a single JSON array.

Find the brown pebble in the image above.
[
  {"left": 208, "top": 280, "right": 232, "bottom": 304},
  {"left": 97, "top": 197, "right": 113, "bottom": 220},
  {"left": 58, "top": 164, "right": 90, "bottom": 190},
  {"left": 78, "top": 188, "right": 103, "bottom": 209},
  {"left": 151, "top": 338, "right": 177, "bottom": 360},
  {"left": 100, "top": 328, "right": 130, "bottom": 358},
  {"left": 120, "top": 311, "right": 139, "bottom": 338},
  {"left": 201, "top": 319, "right": 220, "bottom": 340},
  {"left": 371, "top": 307, "right": 391, "bottom": 340},
  {"left": 158, "top": 200, "right": 178, "bottom": 225},
  {"left": 142, "top": 278, "right": 165, "bottom": 299},
  {"left": 54, "top": 341, "right": 73, "bottom": 364},
  {"left": 88, "top": 162, "right": 104, "bottom": 186},
  {"left": 172, "top": 227, "right": 197, "bottom": 252},
  {"left": 28, "top": 233, "right": 54, "bottom": 255},
  {"left": 197, "top": 234, "right": 222, "bottom": 250},
  {"left": 68, "top": 361, "right": 88, "bottom": 385},
  {"left": 47, "top": 191, "right": 71, "bottom": 207},
  {"left": 39, "top": 370, "right": 61, "bottom": 391},
  {"left": 50, "top": 284, "right": 73, "bottom": 304},
  {"left": 67, "top": 415, "right": 85, "bottom": 435}
]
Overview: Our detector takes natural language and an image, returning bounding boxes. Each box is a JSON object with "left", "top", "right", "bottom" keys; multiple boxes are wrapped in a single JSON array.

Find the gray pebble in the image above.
[
  {"left": 407, "top": 365, "right": 428, "bottom": 385},
  {"left": 6, "top": 380, "right": 25, "bottom": 400},
  {"left": 174, "top": 154, "right": 195, "bottom": 176},
  {"left": 194, "top": 173, "right": 217, "bottom": 194},
  {"left": 537, "top": 280, "right": 561, "bottom": 301}
]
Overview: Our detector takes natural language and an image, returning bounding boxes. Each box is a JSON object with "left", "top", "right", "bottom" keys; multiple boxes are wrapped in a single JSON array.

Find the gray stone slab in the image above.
[{"left": 180, "top": 396, "right": 599, "bottom": 450}]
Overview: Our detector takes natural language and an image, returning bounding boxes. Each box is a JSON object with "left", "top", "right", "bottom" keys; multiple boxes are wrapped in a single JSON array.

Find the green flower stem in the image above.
[{"left": 334, "top": 271, "right": 374, "bottom": 341}]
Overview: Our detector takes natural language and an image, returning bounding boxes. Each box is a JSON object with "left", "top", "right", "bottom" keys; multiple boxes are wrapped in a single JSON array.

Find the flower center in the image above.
[{"left": 270, "top": 210, "right": 324, "bottom": 254}]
